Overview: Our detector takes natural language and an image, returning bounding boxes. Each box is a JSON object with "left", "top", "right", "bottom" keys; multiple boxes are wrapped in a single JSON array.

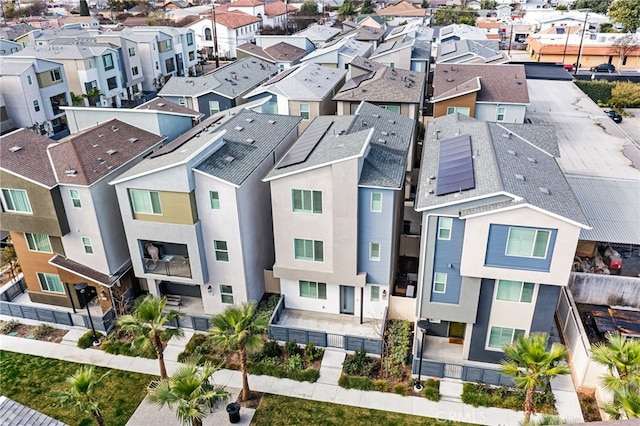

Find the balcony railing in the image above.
[{"left": 143, "top": 254, "right": 191, "bottom": 278}]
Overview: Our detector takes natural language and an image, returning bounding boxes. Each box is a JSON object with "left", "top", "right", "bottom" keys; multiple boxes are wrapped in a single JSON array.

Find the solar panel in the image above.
[
  {"left": 436, "top": 134, "right": 475, "bottom": 196},
  {"left": 276, "top": 120, "right": 333, "bottom": 169}
]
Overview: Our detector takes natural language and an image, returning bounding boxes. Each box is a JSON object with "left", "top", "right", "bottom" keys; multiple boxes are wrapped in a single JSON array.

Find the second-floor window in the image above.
[
  {"left": 107, "top": 76, "right": 117, "bottom": 90},
  {"left": 294, "top": 238, "right": 323, "bottom": 262},
  {"left": 209, "top": 191, "right": 220, "bottom": 209},
  {"left": 220, "top": 285, "right": 234, "bottom": 304},
  {"left": 382, "top": 105, "right": 400, "bottom": 114},
  {"left": 299, "top": 103, "right": 310, "bottom": 120},
  {"left": 370, "top": 192, "right": 382, "bottom": 212},
  {"left": 69, "top": 189, "right": 81, "bottom": 208},
  {"left": 437, "top": 217, "right": 453, "bottom": 240},
  {"left": 129, "top": 189, "right": 162, "bottom": 215},
  {"left": 186, "top": 32, "right": 194, "bottom": 46},
  {"left": 132, "top": 66, "right": 139, "bottom": 76},
  {"left": 505, "top": 227, "right": 550, "bottom": 259},
  {"left": 209, "top": 101, "right": 220, "bottom": 115},
  {"left": 128, "top": 47, "right": 136, "bottom": 57},
  {"left": 82, "top": 237, "right": 94, "bottom": 254},
  {"left": 496, "top": 280, "right": 534, "bottom": 303},
  {"left": 433, "top": 272, "right": 447, "bottom": 293},
  {"left": 103, "top": 53, "right": 114, "bottom": 71},
  {"left": 369, "top": 242, "right": 380, "bottom": 261},
  {"left": 292, "top": 189, "right": 322, "bottom": 214},
  {"left": 1, "top": 188, "right": 32, "bottom": 213},
  {"left": 447, "top": 106, "right": 470, "bottom": 116},
  {"left": 50, "top": 68, "right": 62, "bottom": 82},
  {"left": 158, "top": 39, "right": 172, "bottom": 52},
  {"left": 33, "top": 100, "right": 40, "bottom": 112},
  {"left": 214, "top": 240, "right": 229, "bottom": 261},
  {"left": 25, "top": 233, "right": 52, "bottom": 253},
  {"left": 27, "top": 75, "right": 32, "bottom": 85},
  {"left": 497, "top": 106, "right": 506, "bottom": 121}
]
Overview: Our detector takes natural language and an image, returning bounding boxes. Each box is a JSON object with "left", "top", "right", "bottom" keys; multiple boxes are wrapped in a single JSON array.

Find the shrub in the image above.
[
  {"left": 102, "top": 340, "right": 133, "bottom": 356},
  {"left": 254, "top": 294, "right": 280, "bottom": 325},
  {"left": 248, "top": 362, "right": 319, "bottom": 382},
  {"left": 342, "top": 348, "right": 378, "bottom": 377},
  {"left": 393, "top": 383, "right": 408, "bottom": 396},
  {"left": 461, "top": 383, "right": 556, "bottom": 414},
  {"left": 0, "top": 320, "right": 19, "bottom": 335},
  {"left": 77, "top": 330, "right": 103, "bottom": 349},
  {"left": 31, "top": 324, "right": 55, "bottom": 340},
  {"left": 422, "top": 378, "right": 440, "bottom": 401},
  {"left": 338, "top": 375, "right": 374, "bottom": 390},
  {"left": 304, "top": 341, "right": 324, "bottom": 363},
  {"left": 574, "top": 80, "right": 614, "bottom": 106},
  {"left": 383, "top": 319, "right": 412, "bottom": 379},
  {"left": 284, "top": 340, "right": 299, "bottom": 357},
  {"left": 262, "top": 340, "right": 282, "bottom": 358},
  {"left": 285, "top": 354, "right": 304, "bottom": 372},
  {"left": 372, "top": 380, "right": 389, "bottom": 392}
]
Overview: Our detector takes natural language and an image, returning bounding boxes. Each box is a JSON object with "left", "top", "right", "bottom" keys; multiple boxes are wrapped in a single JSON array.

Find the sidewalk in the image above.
[{"left": 0, "top": 331, "right": 583, "bottom": 426}]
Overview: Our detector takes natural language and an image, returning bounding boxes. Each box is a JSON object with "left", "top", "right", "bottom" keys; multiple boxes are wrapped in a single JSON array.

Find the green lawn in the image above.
[
  {"left": 250, "top": 394, "right": 474, "bottom": 426},
  {"left": 0, "top": 350, "right": 154, "bottom": 426}
]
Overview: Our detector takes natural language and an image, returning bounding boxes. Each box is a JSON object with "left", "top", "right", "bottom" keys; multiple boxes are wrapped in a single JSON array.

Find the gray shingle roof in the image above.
[
  {"left": 0, "top": 396, "right": 68, "bottom": 426},
  {"left": 416, "top": 114, "right": 589, "bottom": 227},
  {"left": 0, "top": 129, "right": 58, "bottom": 188},
  {"left": 436, "top": 39, "right": 507, "bottom": 64},
  {"left": 295, "top": 25, "right": 341, "bottom": 43}
]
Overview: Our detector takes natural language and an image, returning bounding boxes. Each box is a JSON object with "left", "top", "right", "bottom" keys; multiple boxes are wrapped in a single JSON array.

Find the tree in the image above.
[
  {"left": 421, "top": 0, "right": 429, "bottom": 8},
  {"left": 117, "top": 295, "right": 183, "bottom": 380},
  {"left": 432, "top": 7, "right": 479, "bottom": 26},
  {"left": 570, "top": 0, "right": 611, "bottom": 14},
  {"left": 556, "top": 4, "right": 568, "bottom": 10},
  {"left": 70, "top": 92, "right": 85, "bottom": 106},
  {"left": 608, "top": 0, "right": 640, "bottom": 33},
  {"left": 360, "top": 0, "right": 374, "bottom": 14},
  {"left": 209, "top": 302, "right": 267, "bottom": 402},
  {"left": 610, "top": 81, "right": 640, "bottom": 109},
  {"left": 83, "top": 88, "right": 104, "bottom": 106},
  {"left": 54, "top": 366, "right": 110, "bottom": 426},
  {"left": 480, "top": 0, "right": 497, "bottom": 8},
  {"left": 299, "top": 1, "right": 319, "bottom": 14},
  {"left": 500, "top": 333, "right": 570, "bottom": 424},
  {"left": 1, "top": 237, "right": 18, "bottom": 281},
  {"left": 80, "top": 0, "right": 90, "bottom": 16},
  {"left": 149, "top": 356, "right": 230, "bottom": 426},
  {"left": 338, "top": 1, "right": 357, "bottom": 19},
  {"left": 611, "top": 34, "right": 640, "bottom": 69}
]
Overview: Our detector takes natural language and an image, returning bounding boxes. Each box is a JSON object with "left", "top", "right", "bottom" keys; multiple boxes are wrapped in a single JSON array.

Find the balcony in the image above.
[{"left": 141, "top": 241, "right": 191, "bottom": 278}]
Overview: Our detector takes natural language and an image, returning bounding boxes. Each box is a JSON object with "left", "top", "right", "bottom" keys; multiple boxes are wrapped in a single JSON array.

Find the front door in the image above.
[{"left": 340, "top": 285, "right": 355, "bottom": 315}]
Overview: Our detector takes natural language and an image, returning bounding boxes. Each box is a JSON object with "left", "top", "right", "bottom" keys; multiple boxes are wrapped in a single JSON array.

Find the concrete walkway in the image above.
[{"left": 0, "top": 329, "right": 584, "bottom": 426}]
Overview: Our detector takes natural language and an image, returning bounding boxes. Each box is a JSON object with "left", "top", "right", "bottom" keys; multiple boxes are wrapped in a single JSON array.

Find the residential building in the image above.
[
  {"left": 384, "top": 22, "right": 435, "bottom": 44},
  {"left": 263, "top": 1, "right": 298, "bottom": 29},
  {"left": 356, "top": 14, "right": 387, "bottom": 30},
  {"left": 186, "top": 9, "right": 261, "bottom": 59},
  {"left": 431, "top": 64, "right": 529, "bottom": 123},
  {"left": 158, "top": 57, "right": 277, "bottom": 118},
  {"left": 255, "top": 35, "right": 315, "bottom": 53},
  {"left": 110, "top": 110, "right": 301, "bottom": 318},
  {"left": 436, "top": 39, "right": 508, "bottom": 65},
  {"left": 245, "top": 63, "right": 347, "bottom": 131},
  {"left": 62, "top": 16, "right": 101, "bottom": 29},
  {"left": 295, "top": 25, "right": 341, "bottom": 48},
  {"left": 412, "top": 113, "right": 589, "bottom": 367},
  {"left": 236, "top": 41, "right": 307, "bottom": 70},
  {"left": 375, "top": 1, "right": 427, "bottom": 24},
  {"left": 301, "top": 38, "right": 372, "bottom": 69},
  {"left": 370, "top": 37, "right": 432, "bottom": 72},
  {"left": 227, "top": 0, "right": 265, "bottom": 21},
  {"left": 338, "top": 23, "right": 386, "bottom": 51},
  {"left": 0, "top": 123, "right": 166, "bottom": 316},
  {"left": 14, "top": 27, "right": 96, "bottom": 48},
  {"left": 264, "top": 102, "right": 415, "bottom": 326},
  {"left": 0, "top": 40, "right": 22, "bottom": 55},
  {"left": 0, "top": 56, "right": 70, "bottom": 137},
  {"left": 437, "top": 24, "right": 488, "bottom": 44}
]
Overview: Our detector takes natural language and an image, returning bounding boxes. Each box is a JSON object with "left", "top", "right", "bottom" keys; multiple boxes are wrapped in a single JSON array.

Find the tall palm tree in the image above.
[
  {"left": 338, "top": 1, "right": 357, "bottom": 20},
  {"left": 209, "top": 302, "right": 267, "bottom": 402},
  {"left": 500, "top": 333, "right": 570, "bottom": 424},
  {"left": 149, "top": 356, "right": 230, "bottom": 426},
  {"left": 84, "top": 88, "right": 104, "bottom": 106},
  {"left": 117, "top": 295, "right": 183, "bottom": 380},
  {"left": 54, "top": 365, "right": 110, "bottom": 426}
]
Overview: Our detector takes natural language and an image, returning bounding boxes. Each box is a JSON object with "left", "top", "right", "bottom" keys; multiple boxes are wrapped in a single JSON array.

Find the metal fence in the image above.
[
  {"left": 166, "top": 314, "right": 210, "bottom": 331},
  {"left": 0, "top": 278, "right": 26, "bottom": 302},
  {"left": 411, "top": 357, "right": 514, "bottom": 386}
]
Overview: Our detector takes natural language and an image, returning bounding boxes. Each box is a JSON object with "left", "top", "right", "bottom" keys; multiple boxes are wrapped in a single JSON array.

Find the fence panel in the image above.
[
  {"left": 191, "top": 316, "right": 210, "bottom": 331},
  {"left": 363, "top": 338, "right": 382, "bottom": 355},
  {"left": 444, "top": 363, "right": 463, "bottom": 379},
  {"left": 288, "top": 329, "right": 309, "bottom": 345},
  {"left": 269, "top": 325, "right": 289, "bottom": 342},
  {"left": 327, "top": 333, "right": 344, "bottom": 349},
  {"left": 308, "top": 331, "right": 327, "bottom": 347}
]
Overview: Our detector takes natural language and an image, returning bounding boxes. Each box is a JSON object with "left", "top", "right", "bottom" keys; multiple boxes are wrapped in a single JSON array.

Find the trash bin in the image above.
[{"left": 226, "top": 402, "right": 241, "bottom": 424}]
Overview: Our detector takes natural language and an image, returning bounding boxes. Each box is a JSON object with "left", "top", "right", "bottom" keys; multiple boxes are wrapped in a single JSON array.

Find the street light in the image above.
[
  {"left": 415, "top": 319, "right": 431, "bottom": 391},
  {"left": 75, "top": 282, "right": 101, "bottom": 346}
]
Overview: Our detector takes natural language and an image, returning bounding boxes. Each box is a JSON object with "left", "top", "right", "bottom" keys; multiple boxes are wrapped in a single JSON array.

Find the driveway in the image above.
[{"left": 616, "top": 108, "right": 640, "bottom": 147}]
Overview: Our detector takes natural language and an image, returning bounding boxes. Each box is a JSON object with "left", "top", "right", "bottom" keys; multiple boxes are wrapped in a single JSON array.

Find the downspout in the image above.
[{"left": 360, "top": 287, "right": 364, "bottom": 324}]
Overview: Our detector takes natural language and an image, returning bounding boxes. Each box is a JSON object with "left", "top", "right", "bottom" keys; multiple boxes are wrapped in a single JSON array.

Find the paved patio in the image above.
[
  {"left": 277, "top": 309, "right": 382, "bottom": 339},
  {"left": 420, "top": 335, "right": 464, "bottom": 363}
]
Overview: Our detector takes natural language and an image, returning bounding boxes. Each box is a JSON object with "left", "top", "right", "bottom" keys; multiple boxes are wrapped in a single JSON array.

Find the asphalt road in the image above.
[{"left": 615, "top": 108, "right": 640, "bottom": 147}]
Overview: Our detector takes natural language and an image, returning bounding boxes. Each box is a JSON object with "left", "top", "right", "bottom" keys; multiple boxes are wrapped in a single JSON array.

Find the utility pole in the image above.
[
  {"left": 211, "top": 3, "right": 220, "bottom": 68},
  {"left": 561, "top": 25, "right": 571, "bottom": 64},
  {"left": 574, "top": 9, "right": 589, "bottom": 77}
]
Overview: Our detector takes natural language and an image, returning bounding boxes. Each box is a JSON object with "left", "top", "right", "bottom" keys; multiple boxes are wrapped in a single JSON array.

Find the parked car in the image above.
[
  {"left": 605, "top": 110, "right": 622, "bottom": 123},
  {"left": 563, "top": 64, "right": 574, "bottom": 71},
  {"left": 590, "top": 63, "right": 615, "bottom": 73}
]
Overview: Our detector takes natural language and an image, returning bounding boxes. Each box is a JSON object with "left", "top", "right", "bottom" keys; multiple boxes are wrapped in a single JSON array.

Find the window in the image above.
[
  {"left": 1, "top": 188, "right": 32, "bottom": 213},
  {"left": 488, "top": 326, "right": 525, "bottom": 349},
  {"left": 437, "top": 217, "right": 452, "bottom": 240},
  {"left": 209, "top": 101, "right": 220, "bottom": 115},
  {"left": 129, "top": 189, "right": 162, "bottom": 215},
  {"left": 103, "top": 53, "right": 114, "bottom": 70},
  {"left": 214, "top": 240, "right": 229, "bottom": 261},
  {"left": 294, "top": 239, "right": 323, "bottom": 261},
  {"left": 165, "top": 58, "right": 175, "bottom": 73},
  {"left": 50, "top": 68, "right": 62, "bottom": 82},
  {"left": 107, "top": 76, "right": 117, "bottom": 90},
  {"left": 220, "top": 284, "right": 233, "bottom": 304},
  {"left": 382, "top": 105, "right": 400, "bottom": 114},
  {"left": 188, "top": 51, "right": 195, "bottom": 61},
  {"left": 128, "top": 47, "right": 136, "bottom": 56},
  {"left": 370, "top": 192, "right": 382, "bottom": 212},
  {"left": 25, "top": 233, "right": 52, "bottom": 253},
  {"left": 37, "top": 272, "right": 64, "bottom": 293},
  {"left": 209, "top": 191, "right": 220, "bottom": 209},
  {"left": 496, "top": 280, "right": 534, "bottom": 303},
  {"left": 381, "top": 62, "right": 395, "bottom": 68},
  {"left": 433, "top": 272, "right": 447, "bottom": 293},
  {"left": 155, "top": 61, "right": 159, "bottom": 70},
  {"left": 205, "top": 28, "right": 212, "bottom": 41},
  {"left": 497, "top": 106, "right": 506, "bottom": 121},
  {"left": 370, "top": 285, "right": 380, "bottom": 302},
  {"left": 299, "top": 103, "right": 310, "bottom": 120},
  {"left": 132, "top": 66, "right": 139, "bottom": 76},
  {"left": 291, "top": 189, "right": 322, "bottom": 213},
  {"left": 69, "top": 189, "right": 81, "bottom": 208},
  {"left": 369, "top": 242, "right": 380, "bottom": 261},
  {"left": 82, "top": 237, "right": 93, "bottom": 254},
  {"left": 505, "top": 227, "right": 550, "bottom": 258},
  {"left": 158, "top": 39, "right": 172, "bottom": 52},
  {"left": 33, "top": 100, "right": 40, "bottom": 112},
  {"left": 446, "top": 106, "right": 470, "bottom": 116},
  {"left": 27, "top": 75, "right": 32, "bottom": 85},
  {"left": 84, "top": 80, "right": 97, "bottom": 92},
  {"left": 299, "top": 280, "right": 326, "bottom": 299},
  {"left": 178, "top": 98, "right": 186, "bottom": 106},
  {"left": 186, "top": 32, "right": 194, "bottom": 46}
]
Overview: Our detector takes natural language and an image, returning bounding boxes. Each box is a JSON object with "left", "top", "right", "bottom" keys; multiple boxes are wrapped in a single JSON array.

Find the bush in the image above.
[
  {"left": 342, "top": 348, "right": 378, "bottom": 377},
  {"left": 248, "top": 362, "right": 319, "bottom": 382},
  {"left": 422, "top": 378, "right": 440, "bottom": 401},
  {"left": 284, "top": 354, "right": 304, "bottom": 372},
  {"left": 0, "top": 320, "right": 19, "bottom": 335},
  {"left": 372, "top": 380, "right": 389, "bottom": 392},
  {"left": 383, "top": 319, "right": 412, "bottom": 379},
  {"left": 102, "top": 340, "right": 134, "bottom": 356},
  {"left": 284, "top": 340, "right": 299, "bottom": 357},
  {"left": 574, "top": 80, "right": 614, "bottom": 106},
  {"left": 338, "top": 375, "right": 374, "bottom": 390},
  {"left": 77, "top": 330, "right": 103, "bottom": 349},
  {"left": 461, "top": 383, "right": 556, "bottom": 414},
  {"left": 31, "top": 324, "right": 55, "bottom": 340},
  {"left": 304, "top": 341, "right": 324, "bottom": 363},
  {"left": 254, "top": 294, "right": 280, "bottom": 325},
  {"left": 262, "top": 340, "right": 282, "bottom": 358},
  {"left": 393, "top": 383, "right": 408, "bottom": 396}
]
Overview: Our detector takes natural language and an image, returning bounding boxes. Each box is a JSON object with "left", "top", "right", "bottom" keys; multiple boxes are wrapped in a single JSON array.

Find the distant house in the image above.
[
  {"left": 384, "top": 21, "right": 434, "bottom": 43},
  {"left": 186, "top": 9, "right": 262, "bottom": 58},
  {"left": 301, "top": 38, "right": 372, "bottom": 69},
  {"left": 263, "top": 1, "right": 298, "bottom": 29},
  {"left": 437, "top": 24, "right": 488, "bottom": 44},
  {"left": 255, "top": 35, "right": 316, "bottom": 53},
  {"left": 0, "top": 40, "right": 22, "bottom": 56},
  {"left": 295, "top": 25, "right": 342, "bottom": 48},
  {"left": 62, "top": 16, "right": 101, "bottom": 30},
  {"left": 370, "top": 37, "right": 431, "bottom": 72},
  {"left": 476, "top": 17, "right": 502, "bottom": 40},
  {"left": 376, "top": 1, "right": 427, "bottom": 24},
  {"left": 436, "top": 39, "right": 509, "bottom": 65},
  {"left": 431, "top": 63, "right": 529, "bottom": 123},
  {"left": 356, "top": 14, "right": 387, "bottom": 30},
  {"left": 236, "top": 41, "right": 307, "bottom": 69},
  {"left": 163, "top": 0, "right": 190, "bottom": 9},
  {"left": 158, "top": 57, "right": 277, "bottom": 117},
  {"left": 337, "top": 22, "right": 386, "bottom": 50}
]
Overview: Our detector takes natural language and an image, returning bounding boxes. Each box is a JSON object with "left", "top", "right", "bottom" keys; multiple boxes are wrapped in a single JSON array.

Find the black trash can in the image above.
[{"left": 226, "top": 402, "right": 241, "bottom": 424}]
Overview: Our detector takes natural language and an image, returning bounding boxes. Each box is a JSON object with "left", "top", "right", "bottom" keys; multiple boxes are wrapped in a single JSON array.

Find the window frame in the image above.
[
  {"left": 128, "top": 46, "right": 136, "bottom": 57},
  {"left": 50, "top": 68, "right": 62, "bottom": 82},
  {"left": 209, "top": 191, "right": 220, "bottom": 210},
  {"left": 130, "top": 189, "right": 162, "bottom": 215},
  {"left": 25, "top": 233, "right": 52, "bottom": 253},
  {"left": 107, "top": 76, "right": 118, "bottom": 90},
  {"left": 433, "top": 272, "right": 447, "bottom": 293},
  {"left": 496, "top": 280, "right": 535, "bottom": 303},
  {"left": 33, "top": 100, "right": 40, "bottom": 112},
  {"left": 370, "top": 192, "right": 382, "bottom": 212},
  {"left": 82, "top": 237, "right": 94, "bottom": 254},
  {"left": 209, "top": 100, "right": 220, "bottom": 115},
  {"left": 1, "top": 188, "right": 33, "bottom": 213},
  {"left": 294, "top": 238, "right": 323, "bottom": 262},
  {"left": 437, "top": 217, "right": 453, "bottom": 240},
  {"left": 370, "top": 285, "right": 380, "bottom": 302},
  {"left": 103, "top": 53, "right": 114, "bottom": 70},
  {"left": 299, "top": 280, "right": 327, "bottom": 299},
  {"left": 37, "top": 272, "right": 64, "bottom": 293},
  {"left": 69, "top": 189, "right": 81, "bottom": 209},
  {"left": 214, "top": 240, "right": 229, "bottom": 262},
  {"left": 220, "top": 284, "right": 234, "bottom": 304},
  {"left": 487, "top": 326, "right": 526, "bottom": 350},
  {"left": 291, "top": 189, "right": 322, "bottom": 214},
  {"left": 382, "top": 105, "right": 400, "bottom": 114},
  {"left": 299, "top": 103, "right": 310, "bottom": 120},
  {"left": 369, "top": 242, "right": 381, "bottom": 261},
  {"left": 505, "top": 227, "right": 550, "bottom": 259},
  {"left": 132, "top": 66, "right": 139, "bottom": 76},
  {"left": 446, "top": 106, "right": 470, "bottom": 116},
  {"left": 497, "top": 106, "right": 506, "bottom": 121}
]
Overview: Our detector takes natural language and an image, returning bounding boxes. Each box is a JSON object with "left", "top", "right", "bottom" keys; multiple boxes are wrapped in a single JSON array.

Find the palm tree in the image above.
[
  {"left": 70, "top": 92, "right": 85, "bottom": 106},
  {"left": 338, "top": 1, "right": 357, "bottom": 20},
  {"left": 84, "top": 88, "right": 104, "bottom": 106},
  {"left": 54, "top": 365, "right": 110, "bottom": 426},
  {"left": 500, "top": 333, "right": 570, "bottom": 424},
  {"left": 209, "top": 302, "right": 267, "bottom": 402},
  {"left": 117, "top": 295, "right": 183, "bottom": 380},
  {"left": 149, "top": 356, "right": 230, "bottom": 426}
]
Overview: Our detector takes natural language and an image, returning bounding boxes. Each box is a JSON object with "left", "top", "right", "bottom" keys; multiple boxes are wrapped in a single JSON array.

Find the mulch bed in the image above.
[
  {"left": 2, "top": 322, "right": 68, "bottom": 343},
  {"left": 236, "top": 391, "right": 263, "bottom": 410}
]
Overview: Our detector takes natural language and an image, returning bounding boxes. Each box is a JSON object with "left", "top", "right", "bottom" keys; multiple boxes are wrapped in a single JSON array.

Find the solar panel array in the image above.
[
  {"left": 276, "top": 120, "right": 333, "bottom": 169},
  {"left": 436, "top": 134, "right": 475, "bottom": 196}
]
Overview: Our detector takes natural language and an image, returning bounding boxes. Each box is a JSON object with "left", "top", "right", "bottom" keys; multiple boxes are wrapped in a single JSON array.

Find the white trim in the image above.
[
  {"left": 369, "top": 242, "right": 381, "bottom": 261},
  {"left": 415, "top": 191, "right": 513, "bottom": 212},
  {"left": 433, "top": 272, "right": 447, "bottom": 294},
  {"left": 504, "top": 226, "right": 551, "bottom": 259},
  {"left": 24, "top": 232, "right": 53, "bottom": 254},
  {"left": 485, "top": 325, "right": 526, "bottom": 352}
]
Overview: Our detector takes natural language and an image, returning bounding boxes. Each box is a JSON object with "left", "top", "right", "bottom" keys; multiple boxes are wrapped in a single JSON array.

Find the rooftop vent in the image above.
[
  {"left": 245, "top": 118, "right": 254, "bottom": 123},
  {"left": 111, "top": 126, "right": 119, "bottom": 132},
  {"left": 268, "top": 120, "right": 276, "bottom": 124},
  {"left": 224, "top": 155, "right": 235, "bottom": 163},
  {"left": 97, "top": 132, "right": 103, "bottom": 138},
  {"left": 65, "top": 169, "right": 77, "bottom": 175},
  {"left": 97, "top": 157, "right": 106, "bottom": 164},
  {"left": 129, "top": 137, "right": 138, "bottom": 143},
  {"left": 157, "top": 102, "right": 165, "bottom": 107},
  {"left": 9, "top": 146, "right": 22, "bottom": 153},
  {"left": 381, "top": 131, "right": 388, "bottom": 136},
  {"left": 106, "top": 149, "right": 117, "bottom": 155},
  {"left": 378, "top": 139, "right": 386, "bottom": 144},
  {"left": 246, "top": 138, "right": 255, "bottom": 144},
  {"left": 515, "top": 173, "right": 525, "bottom": 181},
  {"left": 234, "top": 126, "right": 244, "bottom": 131},
  {"left": 539, "top": 187, "right": 550, "bottom": 195},
  {"left": 527, "top": 157, "right": 537, "bottom": 163},
  {"left": 507, "top": 149, "right": 516, "bottom": 155},
  {"left": 388, "top": 119, "right": 395, "bottom": 124}
]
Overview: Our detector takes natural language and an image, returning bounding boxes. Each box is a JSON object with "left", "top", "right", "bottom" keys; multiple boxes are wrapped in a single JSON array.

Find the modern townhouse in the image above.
[
  {"left": 436, "top": 39, "right": 509, "bottom": 65},
  {"left": 295, "top": 25, "right": 341, "bottom": 48},
  {"left": 158, "top": 57, "right": 277, "bottom": 118},
  {"left": 110, "top": 110, "right": 301, "bottom": 322},
  {"left": 255, "top": 35, "right": 315, "bottom": 54},
  {"left": 411, "top": 113, "right": 589, "bottom": 370},
  {"left": 384, "top": 22, "right": 434, "bottom": 44},
  {"left": 0, "top": 56, "right": 70, "bottom": 137},
  {"left": 236, "top": 41, "right": 307, "bottom": 70},
  {"left": 263, "top": 102, "right": 415, "bottom": 335},
  {"left": 431, "top": 64, "right": 529, "bottom": 123},
  {"left": 0, "top": 122, "right": 166, "bottom": 317},
  {"left": 0, "top": 39, "right": 22, "bottom": 55},
  {"left": 244, "top": 63, "right": 346, "bottom": 131},
  {"left": 14, "top": 27, "right": 95, "bottom": 48},
  {"left": 301, "top": 38, "right": 373, "bottom": 70},
  {"left": 337, "top": 23, "right": 386, "bottom": 51},
  {"left": 370, "top": 37, "right": 432, "bottom": 72},
  {"left": 9, "top": 43, "right": 127, "bottom": 108},
  {"left": 437, "top": 24, "right": 488, "bottom": 44}
]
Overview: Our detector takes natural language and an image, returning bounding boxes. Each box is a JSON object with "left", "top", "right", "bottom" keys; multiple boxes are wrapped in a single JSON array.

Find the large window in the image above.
[
  {"left": 37, "top": 272, "right": 64, "bottom": 293},
  {"left": 209, "top": 191, "right": 220, "bottom": 209},
  {"left": 488, "top": 326, "right": 525, "bottom": 349},
  {"left": 129, "top": 189, "right": 162, "bottom": 215},
  {"left": 103, "top": 53, "right": 114, "bottom": 70},
  {"left": 446, "top": 106, "right": 470, "bottom": 116},
  {"left": 50, "top": 68, "right": 62, "bottom": 82},
  {"left": 438, "top": 217, "right": 453, "bottom": 240},
  {"left": 107, "top": 76, "right": 117, "bottom": 90},
  {"left": 25, "top": 233, "right": 52, "bottom": 253},
  {"left": 299, "top": 103, "right": 310, "bottom": 120},
  {"left": 294, "top": 239, "right": 323, "bottom": 261},
  {"left": 205, "top": 28, "right": 212, "bottom": 41},
  {"left": 369, "top": 242, "right": 380, "bottom": 261},
  {"left": 158, "top": 39, "right": 172, "bottom": 52},
  {"left": 370, "top": 192, "right": 382, "bottom": 212},
  {"left": 433, "top": 272, "right": 447, "bottom": 293},
  {"left": 186, "top": 32, "right": 194, "bottom": 46},
  {"left": 214, "top": 240, "right": 229, "bottom": 261},
  {"left": 82, "top": 237, "right": 94, "bottom": 254},
  {"left": 505, "top": 227, "right": 550, "bottom": 259},
  {"left": 165, "top": 58, "right": 176, "bottom": 73},
  {"left": 209, "top": 101, "right": 220, "bottom": 115},
  {"left": 1, "top": 188, "right": 32, "bottom": 213},
  {"left": 33, "top": 100, "right": 40, "bottom": 112},
  {"left": 220, "top": 285, "right": 233, "bottom": 304},
  {"left": 128, "top": 47, "right": 136, "bottom": 56},
  {"left": 299, "top": 280, "right": 326, "bottom": 299},
  {"left": 132, "top": 66, "right": 139, "bottom": 76},
  {"left": 496, "top": 280, "right": 534, "bottom": 303},
  {"left": 382, "top": 105, "right": 400, "bottom": 114},
  {"left": 292, "top": 189, "right": 322, "bottom": 214}
]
